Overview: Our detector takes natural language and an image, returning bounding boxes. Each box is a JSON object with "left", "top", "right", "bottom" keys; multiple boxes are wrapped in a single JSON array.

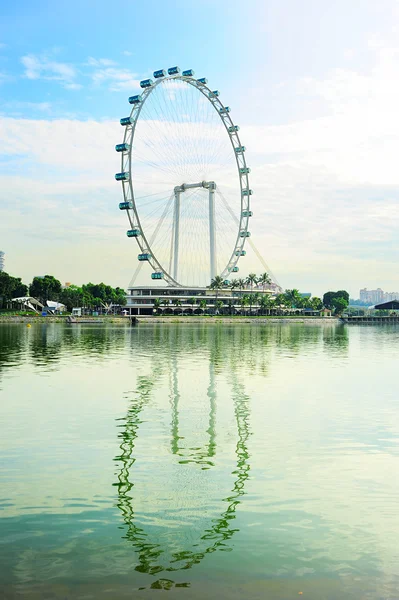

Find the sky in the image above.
[{"left": 1, "top": 0, "right": 399, "bottom": 297}]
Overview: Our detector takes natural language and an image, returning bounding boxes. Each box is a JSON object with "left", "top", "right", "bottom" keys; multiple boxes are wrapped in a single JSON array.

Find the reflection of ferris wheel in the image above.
[{"left": 115, "top": 66, "right": 252, "bottom": 288}]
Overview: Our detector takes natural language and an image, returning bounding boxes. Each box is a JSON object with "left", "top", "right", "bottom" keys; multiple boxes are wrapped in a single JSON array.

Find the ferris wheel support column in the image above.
[
  {"left": 173, "top": 189, "right": 181, "bottom": 281},
  {"left": 209, "top": 182, "right": 216, "bottom": 280}
]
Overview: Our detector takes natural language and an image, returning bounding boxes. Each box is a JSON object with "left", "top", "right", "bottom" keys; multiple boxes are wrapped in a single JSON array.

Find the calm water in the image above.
[{"left": 1, "top": 322, "right": 399, "bottom": 600}]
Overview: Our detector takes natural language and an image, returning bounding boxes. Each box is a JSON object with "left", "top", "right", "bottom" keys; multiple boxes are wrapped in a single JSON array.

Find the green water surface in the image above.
[{"left": 0, "top": 322, "right": 398, "bottom": 599}]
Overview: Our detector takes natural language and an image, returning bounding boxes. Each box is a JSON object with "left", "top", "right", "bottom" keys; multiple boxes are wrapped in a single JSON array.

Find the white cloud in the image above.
[
  {"left": 90, "top": 66, "right": 141, "bottom": 91},
  {"left": 122, "top": 50, "right": 133, "bottom": 56},
  {"left": 85, "top": 57, "right": 117, "bottom": 67},
  {"left": 21, "top": 54, "right": 78, "bottom": 89}
]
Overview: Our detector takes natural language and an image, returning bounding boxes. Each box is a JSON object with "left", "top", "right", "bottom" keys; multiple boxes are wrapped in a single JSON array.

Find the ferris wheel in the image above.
[{"left": 115, "top": 67, "right": 252, "bottom": 288}]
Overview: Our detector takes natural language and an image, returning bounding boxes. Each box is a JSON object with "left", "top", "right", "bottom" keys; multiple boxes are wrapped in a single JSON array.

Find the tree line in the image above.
[{"left": 0, "top": 272, "right": 126, "bottom": 311}]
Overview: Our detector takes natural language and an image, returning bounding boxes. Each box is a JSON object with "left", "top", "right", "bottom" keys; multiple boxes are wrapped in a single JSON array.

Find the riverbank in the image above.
[{"left": 0, "top": 314, "right": 339, "bottom": 325}]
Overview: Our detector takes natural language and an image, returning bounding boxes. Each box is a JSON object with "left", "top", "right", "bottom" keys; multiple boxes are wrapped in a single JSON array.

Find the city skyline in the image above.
[{"left": 1, "top": 1, "right": 399, "bottom": 297}]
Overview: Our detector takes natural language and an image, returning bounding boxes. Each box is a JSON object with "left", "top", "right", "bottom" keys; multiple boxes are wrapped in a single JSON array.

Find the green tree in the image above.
[
  {"left": 323, "top": 290, "right": 349, "bottom": 309},
  {"left": 215, "top": 299, "right": 224, "bottom": 315},
  {"left": 240, "top": 294, "right": 250, "bottom": 315},
  {"left": 331, "top": 296, "right": 348, "bottom": 315},
  {"left": 210, "top": 275, "right": 224, "bottom": 312},
  {"left": 153, "top": 298, "right": 161, "bottom": 314},
  {"left": 248, "top": 292, "right": 259, "bottom": 315},
  {"left": 173, "top": 298, "right": 182, "bottom": 314},
  {"left": 259, "top": 272, "right": 271, "bottom": 291},
  {"left": 188, "top": 297, "right": 196, "bottom": 313},
  {"left": 0, "top": 272, "right": 28, "bottom": 307},
  {"left": 310, "top": 296, "right": 323, "bottom": 311},
  {"left": 29, "top": 275, "right": 62, "bottom": 304},
  {"left": 246, "top": 273, "right": 258, "bottom": 293},
  {"left": 59, "top": 285, "right": 83, "bottom": 311},
  {"left": 199, "top": 298, "right": 207, "bottom": 315},
  {"left": 259, "top": 294, "right": 272, "bottom": 316},
  {"left": 237, "top": 278, "right": 246, "bottom": 291},
  {"left": 284, "top": 289, "right": 302, "bottom": 309}
]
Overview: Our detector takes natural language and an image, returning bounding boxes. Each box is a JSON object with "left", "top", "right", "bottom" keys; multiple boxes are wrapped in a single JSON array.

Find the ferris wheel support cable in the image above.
[
  {"left": 129, "top": 192, "right": 176, "bottom": 288},
  {"left": 216, "top": 189, "right": 281, "bottom": 287}
]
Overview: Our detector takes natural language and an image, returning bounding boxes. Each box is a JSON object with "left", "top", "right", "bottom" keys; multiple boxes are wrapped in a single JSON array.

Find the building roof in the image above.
[
  {"left": 374, "top": 300, "right": 399, "bottom": 310},
  {"left": 11, "top": 296, "right": 44, "bottom": 313}
]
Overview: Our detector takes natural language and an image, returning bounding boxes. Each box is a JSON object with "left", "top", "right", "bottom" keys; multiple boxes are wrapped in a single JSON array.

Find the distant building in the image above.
[
  {"left": 0, "top": 251, "right": 4, "bottom": 272},
  {"left": 360, "top": 288, "right": 399, "bottom": 304}
]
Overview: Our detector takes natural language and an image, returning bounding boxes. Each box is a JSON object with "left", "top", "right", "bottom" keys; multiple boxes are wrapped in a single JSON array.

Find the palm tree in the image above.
[
  {"left": 188, "top": 297, "right": 196, "bottom": 314},
  {"left": 247, "top": 292, "right": 260, "bottom": 316},
  {"left": 210, "top": 275, "right": 224, "bottom": 313},
  {"left": 259, "top": 272, "right": 271, "bottom": 291},
  {"left": 240, "top": 294, "right": 250, "bottom": 315},
  {"left": 284, "top": 289, "right": 302, "bottom": 310},
  {"left": 199, "top": 298, "right": 207, "bottom": 315},
  {"left": 274, "top": 293, "right": 286, "bottom": 315},
  {"left": 246, "top": 273, "right": 258, "bottom": 293},
  {"left": 237, "top": 278, "right": 246, "bottom": 291},
  {"left": 173, "top": 298, "right": 182, "bottom": 314},
  {"left": 153, "top": 298, "right": 161, "bottom": 314},
  {"left": 215, "top": 299, "right": 224, "bottom": 315},
  {"left": 230, "top": 279, "right": 240, "bottom": 291},
  {"left": 259, "top": 294, "right": 272, "bottom": 316}
]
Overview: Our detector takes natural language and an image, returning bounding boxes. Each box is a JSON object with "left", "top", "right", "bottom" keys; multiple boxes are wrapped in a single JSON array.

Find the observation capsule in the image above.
[
  {"left": 128, "top": 94, "right": 142, "bottom": 104},
  {"left": 232, "top": 266, "right": 239, "bottom": 273},
  {"left": 115, "top": 171, "right": 130, "bottom": 181},
  {"left": 115, "top": 143, "right": 130, "bottom": 152},
  {"left": 168, "top": 66, "right": 180, "bottom": 75},
  {"left": 197, "top": 77, "right": 208, "bottom": 84},
  {"left": 223, "top": 280, "right": 230, "bottom": 286},
  {"left": 242, "top": 189, "right": 253, "bottom": 196},
  {"left": 242, "top": 210, "right": 253, "bottom": 217},
  {"left": 235, "top": 146, "right": 246, "bottom": 153},
  {"left": 182, "top": 69, "right": 195, "bottom": 77},
  {"left": 219, "top": 106, "right": 230, "bottom": 114},
  {"left": 153, "top": 69, "right": 166, "bottom": 79},
  {"left": 140, "top": 78, "right": 153, "bottom": 88},
  {"left": 229, "top": 125, "right": 240, "bottom": 133},
  {"left": 120, "top": 116, "right": 133, "bottom": 126},
  {"left": 209, "top": 90, "right": 219, "bottom": 97},
  {"left": 240, "top": 230, "right": 251, "bottom": 237},
  {"left": 239, "top": 167, "right": 250, "bottom": 174},
  {"left": 151, "top": 272, "right": 164, "bottom": 280},
  {"left": 138, "top": 253, "right": 151, "bottom": 261},
  {"left": 119, "top": 201, "right": 133, "bottom": 210},
  {"left": 127, "top": 229, "right": 141, "bottom": 237}
]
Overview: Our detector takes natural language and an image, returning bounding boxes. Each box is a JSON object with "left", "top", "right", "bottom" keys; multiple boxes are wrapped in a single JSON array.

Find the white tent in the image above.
[
  {"left": 46, "top": 300, "right": 66, "bottom": 313},
  {"left": 11, "top": 297, "right": 44, "bottom": 313}
]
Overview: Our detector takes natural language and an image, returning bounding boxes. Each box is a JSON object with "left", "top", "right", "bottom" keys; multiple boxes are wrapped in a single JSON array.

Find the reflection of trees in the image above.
[
  {"left": 0, "top": 325, "right": 28, "bottom": 374},
  {"left": 114, "top": 337, "right": 251, "bottom": 581},
  {"left": 322, "top": 324, "right": 349, "bottom": 353}
]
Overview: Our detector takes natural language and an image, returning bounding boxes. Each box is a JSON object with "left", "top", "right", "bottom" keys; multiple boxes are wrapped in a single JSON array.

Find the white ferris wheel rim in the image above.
[{"left": 117, "top": 71, "right": 252, "bottom": 287}]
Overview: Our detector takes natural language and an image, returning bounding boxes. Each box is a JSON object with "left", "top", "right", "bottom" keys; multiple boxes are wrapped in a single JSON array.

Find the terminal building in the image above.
[{"left": 126, "top": 284, "right": 277, "bottom": 316}]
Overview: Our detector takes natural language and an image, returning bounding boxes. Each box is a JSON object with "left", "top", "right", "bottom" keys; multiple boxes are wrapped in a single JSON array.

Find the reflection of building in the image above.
[
  {"left": 0, "top": 251, "right": 4, "bottom": 272},
  {"left": 126, "top": 285, "right": 273, "bottom": 316}
]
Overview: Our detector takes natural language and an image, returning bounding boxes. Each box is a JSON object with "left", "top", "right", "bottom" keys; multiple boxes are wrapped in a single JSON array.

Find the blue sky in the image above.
[{"left": 1, "top": 0, "right": 399, "bottom": 296}]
